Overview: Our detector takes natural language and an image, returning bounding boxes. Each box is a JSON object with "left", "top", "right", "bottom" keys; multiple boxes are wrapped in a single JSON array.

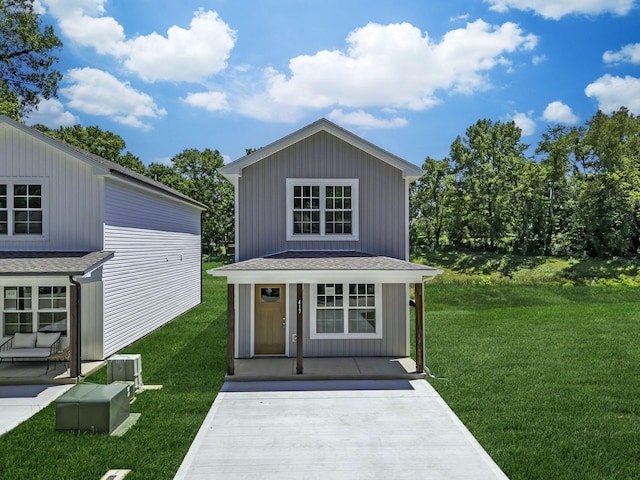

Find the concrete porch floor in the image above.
[{"left": 229, "top": 357, "right": 426, "bottom": 381}]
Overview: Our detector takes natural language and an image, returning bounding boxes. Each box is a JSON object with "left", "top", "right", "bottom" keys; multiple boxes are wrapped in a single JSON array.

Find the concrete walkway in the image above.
[
  {"left": 0, "top": 384, "right": 73, "bottom": 435},
  {"left": 174, "top": 379, "right": 509, "bottom": 480}
]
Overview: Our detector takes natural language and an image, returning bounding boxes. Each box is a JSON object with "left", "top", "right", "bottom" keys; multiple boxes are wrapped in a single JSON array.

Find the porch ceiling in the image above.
[{"left": 208, "top": 250, "right": 442, "bottom": 284}]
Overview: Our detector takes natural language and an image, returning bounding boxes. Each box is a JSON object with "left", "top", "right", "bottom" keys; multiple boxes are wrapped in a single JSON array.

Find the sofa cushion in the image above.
[
  {"left": 36, "top": 331, "right": 61, "bottom": 349},
  {"left": 12, "top": 332, "right": 37, "bottom": 348}
]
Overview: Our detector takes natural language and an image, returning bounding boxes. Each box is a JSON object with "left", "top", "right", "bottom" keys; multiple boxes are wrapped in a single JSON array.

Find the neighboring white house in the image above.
[{"left": 0, "top": 115, "right": 205, "bottom": 375}]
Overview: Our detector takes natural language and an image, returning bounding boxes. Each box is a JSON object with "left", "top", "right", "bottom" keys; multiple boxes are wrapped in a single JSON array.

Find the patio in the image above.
[{"left": 0, "top": 358, "right": 104, "bottom": 385}]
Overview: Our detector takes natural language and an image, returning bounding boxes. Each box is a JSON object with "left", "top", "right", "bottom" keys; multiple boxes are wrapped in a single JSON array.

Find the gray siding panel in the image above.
[
  {"left": 102, "top": 180, "right": 201, "bottom": 357},
  {"left": 238, "top": 131, "right": 406, "bottom": 260}
]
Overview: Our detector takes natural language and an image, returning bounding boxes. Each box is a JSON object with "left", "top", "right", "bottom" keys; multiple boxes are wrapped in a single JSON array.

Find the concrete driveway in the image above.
[{"left": 175, "top": 379, "right": 509, "bottom": 480}]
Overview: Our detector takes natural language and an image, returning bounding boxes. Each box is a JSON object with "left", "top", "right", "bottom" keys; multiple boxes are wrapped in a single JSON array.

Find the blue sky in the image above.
[{"left": 27, "top": 0, "right": 640, "bottom": 166}]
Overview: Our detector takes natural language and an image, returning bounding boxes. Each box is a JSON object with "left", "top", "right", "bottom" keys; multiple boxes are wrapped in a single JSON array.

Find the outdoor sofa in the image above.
[{"left": 0, "top": 332, "right": 62, "bottom": 372}]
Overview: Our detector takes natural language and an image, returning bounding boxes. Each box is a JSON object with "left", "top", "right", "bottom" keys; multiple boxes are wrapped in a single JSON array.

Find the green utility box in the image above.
[{"left": 56, "top": 384, "right": 130, "bottom": 434}]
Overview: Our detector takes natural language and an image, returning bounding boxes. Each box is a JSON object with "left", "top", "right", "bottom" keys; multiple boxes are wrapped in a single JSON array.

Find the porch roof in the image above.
[
  {"left": 208, "top": 251, "right": 442, "bottom": 284},
  {"left": 0, "top": 251, "right": 114, "bottom": 277}
]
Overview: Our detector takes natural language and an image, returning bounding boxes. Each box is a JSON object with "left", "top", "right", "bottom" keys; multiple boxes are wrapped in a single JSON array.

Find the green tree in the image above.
[
  {"left": 410, "top": 156, "right": 452, "bottom": 251},
  {"left": 33, "top": 123, "right": 147, "bottom": 174},
  {"left": 577, "top": 108, "right": 640, "bottom": 256},
  {"left": 171, "top": 148, "right": 234, "bottom": 252},
  {"left": 449, "top": 119, "right": 529, "bottom": 251},
  {"left": 536, "top": 125, "right": 582, "bottom": 255},
  {"left": 0, "top": 0, "right": 63, "bottom": 119}
]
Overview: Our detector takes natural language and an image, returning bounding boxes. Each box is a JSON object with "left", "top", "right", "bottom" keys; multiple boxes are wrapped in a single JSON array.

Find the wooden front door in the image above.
[{"left": 254, "top": 284, "right": 286, "bottom": 355}]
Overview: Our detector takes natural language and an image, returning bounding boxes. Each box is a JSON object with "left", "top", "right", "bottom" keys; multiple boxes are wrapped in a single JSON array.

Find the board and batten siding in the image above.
[
  {"left": 234, "top": 283, "right": 408, "bottom": 358},
  {"left": 237, "top": 131, "right": 408, "bottom": 261},
  {"left": 0, "top": 123, "right": 103, "bottom": 251},
  {"left": 102, "top": 180, "right": 201, "bottom": 357}
]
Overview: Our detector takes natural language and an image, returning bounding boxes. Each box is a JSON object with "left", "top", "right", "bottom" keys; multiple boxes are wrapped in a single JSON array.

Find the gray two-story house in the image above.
[{"left": 210, "top": 119, "right": 441, "bottom": 375}]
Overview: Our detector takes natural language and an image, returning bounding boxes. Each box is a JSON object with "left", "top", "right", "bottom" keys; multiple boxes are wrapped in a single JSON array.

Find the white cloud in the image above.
[
  {"left": 603, "top": 43, "right": 640, "bottom": 65},
  {"left": 183, "top": 91, "right": 231, "bottom": 112},
  {"left": 43, "top": 0, "right": 128, "bottom": 56},
  {"left": 125, "top": 10, "right": 236, "bottom": 82},
  {"left": 262, "top": 20, "right": 537, "bottom": 113},
  {"left": 327, "top": 109, "right": 408, "bottom": 129},
  {"left": 26, "top": 99, "right": 79, "bottom": 128},
  {"left": 485, "top": 0, "right": 634, "bottom": 19},
  {"left": 585, "top": 74, "right": 640, "bottom": 115},
  {"left": 511, "top": 111, "right": 536, "bottom": 136},
  {"left": 60, "top": 68, "right": 167, "bottom": 129},
  {"left": 42, "top": 2, "right": 236, "bottom": 82},
  {"left": 542, "top": 101, "right": 579, "bottom": 124}
]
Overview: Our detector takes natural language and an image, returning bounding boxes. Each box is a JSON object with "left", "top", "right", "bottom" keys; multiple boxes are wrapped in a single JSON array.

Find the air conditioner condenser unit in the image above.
[{"left": 107, "top": 354, "right": 143, "bottom": 392}]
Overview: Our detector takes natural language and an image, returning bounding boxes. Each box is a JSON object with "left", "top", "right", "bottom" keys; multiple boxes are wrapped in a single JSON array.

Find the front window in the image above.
[
  {"left": 287, "top": 179, "right": 358, "bottom": 241},
  {"left": 2, "top": 285, "right": 68, "bottom": 337},
  {"left": 0, "top": 180, "right": 45, "bottom": 237},
  {"left": 311, "top": 282, "right": 381, "bottom": 339}
]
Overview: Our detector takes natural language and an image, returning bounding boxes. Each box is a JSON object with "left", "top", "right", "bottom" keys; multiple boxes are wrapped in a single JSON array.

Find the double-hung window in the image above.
[
  {"left": 2, "top": 285, "right": 68, "bottom": 336},
  {"left": 286, "top": 179, "right": 358, "bottom": 241},
  {"left": 311, "top": 282, "right": 381, "bottom": 339},
  {"left": 0, "top": 180, "right": 45, "bottom": 236}
]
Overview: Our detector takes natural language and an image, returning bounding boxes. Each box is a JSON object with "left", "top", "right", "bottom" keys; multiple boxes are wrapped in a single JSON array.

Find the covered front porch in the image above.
[{"left": 209, "top": 251, "right": 442, "bottom": 379}]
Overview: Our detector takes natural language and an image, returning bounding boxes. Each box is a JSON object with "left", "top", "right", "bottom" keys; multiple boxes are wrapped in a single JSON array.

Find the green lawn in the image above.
[
  {"left": 0, "top": 262, "right": 228, "bottom": 480},
  {"left": 424, "top": 284, "right": 640, "bottom": 480},
  {"left": 1, "top": 259, "right": 638, "bottom": 480}
]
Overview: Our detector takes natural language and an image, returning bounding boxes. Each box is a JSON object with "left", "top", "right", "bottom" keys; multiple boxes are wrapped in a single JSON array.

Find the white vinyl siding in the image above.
[
  {"left": 102, "top": 180, "right": 201, "bottom": 357},
  {"left": 0, "top": 124, "right": 103, "bottom": 251}
]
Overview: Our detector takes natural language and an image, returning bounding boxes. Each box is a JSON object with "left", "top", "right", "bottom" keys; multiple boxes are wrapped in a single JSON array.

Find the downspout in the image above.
[{"left": 69, "top": 275, "right": 83, "bottom": 379}]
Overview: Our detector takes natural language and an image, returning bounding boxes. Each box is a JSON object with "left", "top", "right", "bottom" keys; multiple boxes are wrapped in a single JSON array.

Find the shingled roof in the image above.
[
  {"left": 209, "top": 251, "right": 441, "bottom": 283},
  {"left": 0, "top": 251, "right": 114, "bottom": 276}
]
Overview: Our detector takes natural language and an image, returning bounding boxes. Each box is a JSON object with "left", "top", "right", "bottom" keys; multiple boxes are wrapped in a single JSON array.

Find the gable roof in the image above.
[
  {"left": 219, "top": 118, "right": 424, "bottom": 181},
  {"left": 0, "top": 116, "right": 205, "bottom": 210}
]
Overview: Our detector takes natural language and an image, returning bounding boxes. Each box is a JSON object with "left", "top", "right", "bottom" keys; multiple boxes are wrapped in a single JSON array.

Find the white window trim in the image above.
[
  {"left": 310, "top": 282, "right": 382, "bottom": 339},
  {"left": 0, "top": 177, "right": 48, "bottom": 239},
  {"left": 1, "top": 281, "right": 69, "bottom": 337},
  {"left": 286, "top": 178, "right": 359, "bottom": 241}
]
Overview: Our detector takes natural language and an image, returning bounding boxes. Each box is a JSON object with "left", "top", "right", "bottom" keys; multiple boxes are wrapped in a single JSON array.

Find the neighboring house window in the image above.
[
  {"left": 286, "top": 179, "right": 359, "bottom": 241},
  {"left": 311, "top": 283, "right": 381, "bottom": 339},
  {"left": 37, "top": 287, "right": 67, "bottom": 335},
  {"left": 13, "top": 184, "right": 42, "bottom": 234},
  {"left": 0, "top": 184, "right": 7, "bottom": 235},
  {"left": 0, "top": 181, "right": 45, "bottom": 236},
  {"left": 2, "top": 286, "right": 67, "bottom": 336}
]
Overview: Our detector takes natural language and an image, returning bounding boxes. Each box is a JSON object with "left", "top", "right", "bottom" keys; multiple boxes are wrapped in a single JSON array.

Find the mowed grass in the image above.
[
  {"left": 1, "top": 257, "right": 638, "bottom": 480},
  {"left": 0, "top": 262, "right": 228, "bottom": 480},
  {"left": 424, "top": 284, "right": 640, "bottom": 480}
]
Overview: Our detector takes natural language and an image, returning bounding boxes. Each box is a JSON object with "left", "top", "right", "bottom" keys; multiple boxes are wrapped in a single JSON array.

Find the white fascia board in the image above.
[{"left": 207, "top": 268, "right": 441, "bottom": 284}]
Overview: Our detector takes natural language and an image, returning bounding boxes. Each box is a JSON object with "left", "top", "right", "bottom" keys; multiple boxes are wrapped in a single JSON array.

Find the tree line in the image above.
[{"left": 410, "top": 107, "right": 640, "bottom": 258}]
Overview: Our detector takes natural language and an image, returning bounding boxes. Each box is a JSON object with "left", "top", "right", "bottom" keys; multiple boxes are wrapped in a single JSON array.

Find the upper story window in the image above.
[
  {"left": 286, "top": 179, "right": 359, "bottom": 241},
  {"left": 0, "top": 181, "right": 45, "bottom": 237}
]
